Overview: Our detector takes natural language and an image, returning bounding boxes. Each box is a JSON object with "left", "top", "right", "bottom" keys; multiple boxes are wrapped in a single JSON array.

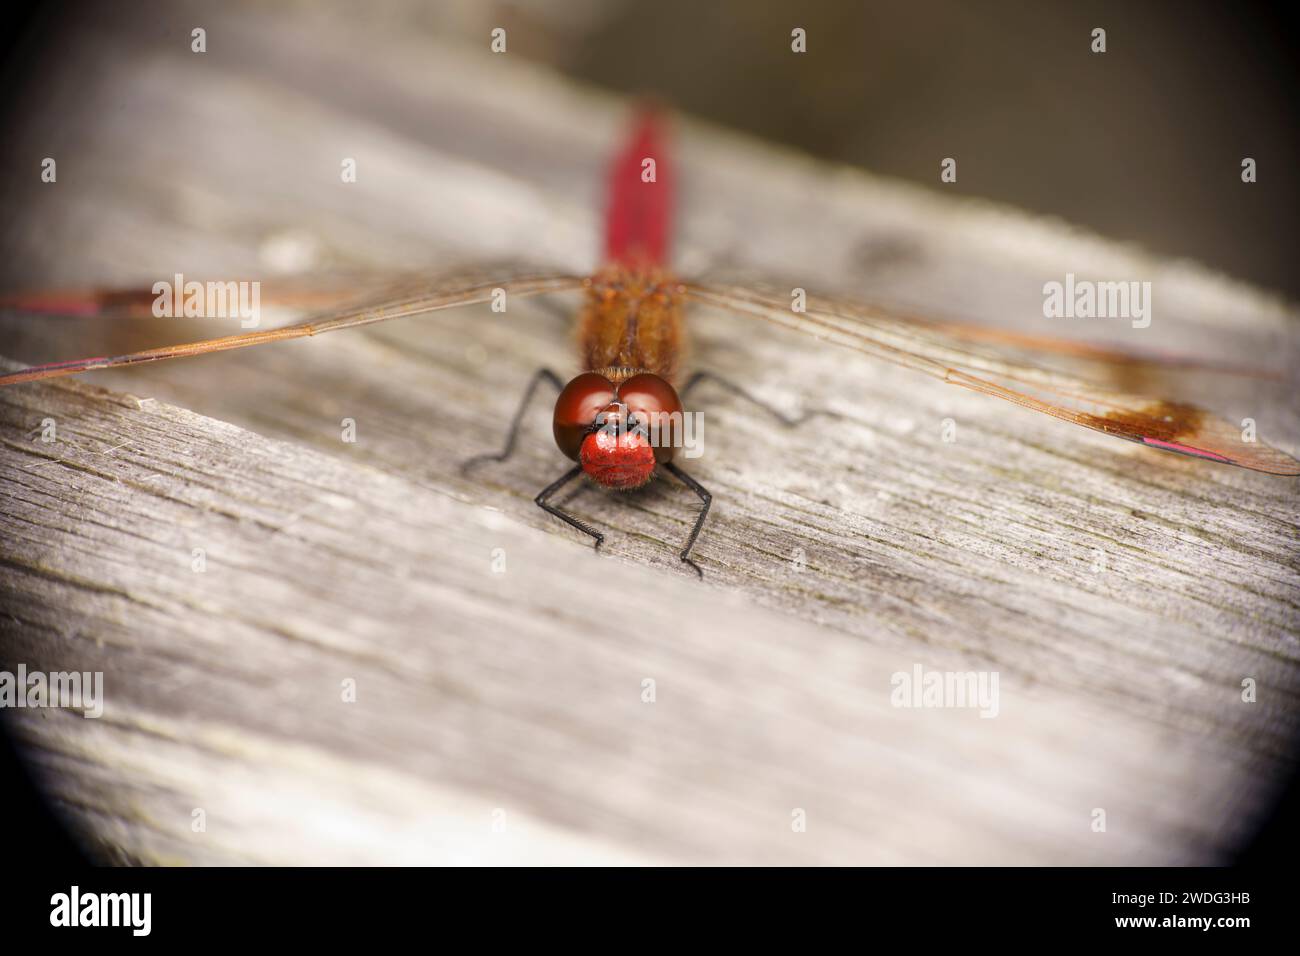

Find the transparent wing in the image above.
[
  {"left": 683, "top": 280, "right": 1300, "bottom": 476},
  {"left": 0, "top": 264, "right": 585, "bottom": 387},
  {"left": 819, "top": 296, "right": 1283, "bottom": 380},
  {"left": 0, "top": 268, "right": 422, "bottom": 318}
]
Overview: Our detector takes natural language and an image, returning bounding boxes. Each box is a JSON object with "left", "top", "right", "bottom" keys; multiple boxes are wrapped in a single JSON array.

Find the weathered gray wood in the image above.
[
  {"left": 0, "top": 1, "right": 1297, "bottom": 865},
  {"left": 0, "top": 372, "right": 1287, "bottom": 866}
]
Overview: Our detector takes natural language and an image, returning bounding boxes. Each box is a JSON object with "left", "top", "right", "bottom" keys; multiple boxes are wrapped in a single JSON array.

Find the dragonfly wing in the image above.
[
  {"left": 0, "top": 268, "right": 424, "bottom": 318},
  {"left": 801, "top": 287, "right": 1283, "bottom": 379},
  {"left": 0, "top": 265, "right": 585, "bottom": 387},
  {"left": 683, "top": 281, "right": 1300, "bottom": 476}
]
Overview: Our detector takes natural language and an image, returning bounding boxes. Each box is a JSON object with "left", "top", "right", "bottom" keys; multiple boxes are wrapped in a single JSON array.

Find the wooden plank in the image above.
[
  {"left": 0, "top": 372, "right": 1284, "bottom": 865},
  {"left": 0, "top": 1, "right": 1296, "bottom": 864}
]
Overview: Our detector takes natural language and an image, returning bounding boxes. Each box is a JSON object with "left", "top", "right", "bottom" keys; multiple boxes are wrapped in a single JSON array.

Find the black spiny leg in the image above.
[
  {"left": 680, "top": 370, "right": 825, "bottom": 427},
  {"left": 663, "top": 462, "right": 712, "bottom": 578},
  {"left": 461, "top": 367, "right": 563, "bottom": 474},
  {"left": 535, "top": 465, "right": 604, "bottom": 551},
  {"left": 670, "top": 371, "right": 826, "bottom": 577}
]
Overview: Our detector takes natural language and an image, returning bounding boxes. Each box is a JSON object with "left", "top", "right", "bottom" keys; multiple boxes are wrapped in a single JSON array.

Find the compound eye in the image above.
[
  {"left": 553, "top": 372, "right": 615, "bottom": 461},
  {"left": 617, "top": 373, "right": 683, "bottom": 463}
]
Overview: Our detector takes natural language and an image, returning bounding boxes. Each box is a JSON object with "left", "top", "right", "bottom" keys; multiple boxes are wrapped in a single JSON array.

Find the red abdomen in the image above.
[{"left": 603, "top": 107, "right": 673, "bottom": 268}]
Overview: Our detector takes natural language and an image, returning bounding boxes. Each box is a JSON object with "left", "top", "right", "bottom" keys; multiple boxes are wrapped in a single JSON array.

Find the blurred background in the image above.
[{"left": 7, "top": 0, "right": 1292, "bottom": 296}]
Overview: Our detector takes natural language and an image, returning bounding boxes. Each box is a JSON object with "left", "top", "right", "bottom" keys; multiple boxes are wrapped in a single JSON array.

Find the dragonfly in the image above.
[{"left": 1, "top": 108, "right": 1296, "bottom": 577}]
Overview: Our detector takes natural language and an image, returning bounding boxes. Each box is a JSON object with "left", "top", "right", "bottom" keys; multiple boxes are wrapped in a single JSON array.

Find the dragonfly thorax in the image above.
[{"left": 578, "top": 265, "right": 685, "bottom": 384}]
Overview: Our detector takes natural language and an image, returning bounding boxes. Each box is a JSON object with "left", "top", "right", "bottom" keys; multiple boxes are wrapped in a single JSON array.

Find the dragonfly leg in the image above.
[
  {"left": 461, "top": 367, "right": 563, "bottom": 474},
  {"left": 680, "top": 370, "right": 825, "bottom": 427},
  {"left": 663, "top": 462, "right": 711, "bottom": 579},
  {"left": 535, "top": 465, "right": 604, "bottom": 551}
]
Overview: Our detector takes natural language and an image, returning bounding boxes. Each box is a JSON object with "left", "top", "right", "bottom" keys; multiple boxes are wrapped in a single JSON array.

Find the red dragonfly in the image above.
[{"left": 2, "top": 108, "right": 1296, "bottom": 576}]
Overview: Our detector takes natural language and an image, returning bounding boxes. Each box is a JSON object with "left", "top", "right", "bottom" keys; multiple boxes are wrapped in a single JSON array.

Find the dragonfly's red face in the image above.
[{"left": 553, "top": 371, "right": 683, "bottom": 490}]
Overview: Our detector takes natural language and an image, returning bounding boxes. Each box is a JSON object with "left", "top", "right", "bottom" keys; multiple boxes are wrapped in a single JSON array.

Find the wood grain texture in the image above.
[{"left": 0, "top": 0, "right": 1297, "bottom": 865}]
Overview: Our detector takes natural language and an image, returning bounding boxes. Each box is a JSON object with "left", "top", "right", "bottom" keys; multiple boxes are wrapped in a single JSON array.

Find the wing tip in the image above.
[{"left": 1140, "top": 436, "right": 1300, "bottom": 476}]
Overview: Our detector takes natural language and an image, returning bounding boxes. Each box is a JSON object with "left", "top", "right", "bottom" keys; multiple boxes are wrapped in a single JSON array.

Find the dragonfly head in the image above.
[{"left": 553, "top": 371, "right": 683, "bottom": 490}]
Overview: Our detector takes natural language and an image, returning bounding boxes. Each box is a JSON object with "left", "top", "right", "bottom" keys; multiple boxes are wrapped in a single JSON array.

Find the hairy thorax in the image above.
[{"left": 578, "top": 264, "right": 685, "bottom": 384}]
